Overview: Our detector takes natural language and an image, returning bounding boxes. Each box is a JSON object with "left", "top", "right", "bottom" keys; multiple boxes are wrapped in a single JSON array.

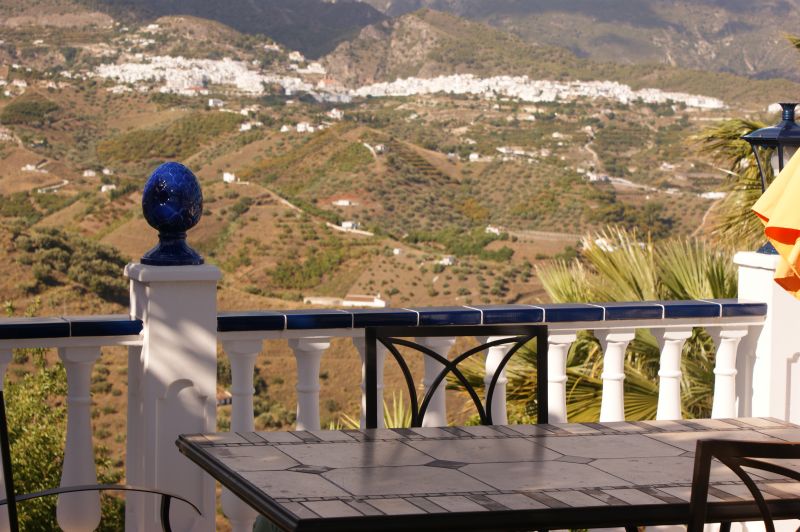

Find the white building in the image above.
[
  {"left": 83, "top": 170, "right": 97, "bottom": 178},
  {"left": 485, "top": 225, "right": 502, "bottom": 236},
  {"left": 327, "top": 108, "right": 344, "bottom": 120},
  {"left": 296, "top": 122, "right": 312, "bottom": 133},
  {"left": 102, "top": 168, "right": 114, "bottom": 176},
  {"left": 288, "top": 51, "right": 305, "bottom": 63},
  {"left": 332, "top": 199, "right": 354, "bottom": 207},
  {"left": 222, "top": 172, "right": 236, "bottom": 184},
  {"left": 280, "top": 125, "right": 291, "bottom": 133},
  {"left": 208, "top": 98, "right": 225, "bottom": 108},
  {"left": 468, "top": 153, "right": 480, "bottom": 163},
  {"left": 341, "top": 221, "right": 359, "bottom": 230},
  {"left": 438, "top": 255, "right": 456, "bottom": 266},
  {"left": 101, "top": 184, "right": 117, "bottom": 193},
  {"left": 341, "top": 294, "right": 387, "bottom": 308}
]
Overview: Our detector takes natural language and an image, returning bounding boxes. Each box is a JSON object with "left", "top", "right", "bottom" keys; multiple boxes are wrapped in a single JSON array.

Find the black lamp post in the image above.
[{"left": 742, "top": 102, "right": 800, "bottom": 254}]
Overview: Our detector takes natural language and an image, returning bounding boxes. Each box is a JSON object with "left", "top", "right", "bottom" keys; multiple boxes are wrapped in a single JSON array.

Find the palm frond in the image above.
[
  {"left": 656, "top": 238, "right": 737, "bottom": 300},
  {"left": 693, "top": 118, "right": 768, "bottom": 248},
  {"left": 579, "top": 227, "right": 658, "bottom": 301}
]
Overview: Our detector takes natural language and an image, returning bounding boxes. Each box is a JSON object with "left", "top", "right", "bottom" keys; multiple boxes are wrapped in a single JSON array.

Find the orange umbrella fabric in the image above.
[{"left": 753, "top": 151, "right": 800, "bottom": 296}]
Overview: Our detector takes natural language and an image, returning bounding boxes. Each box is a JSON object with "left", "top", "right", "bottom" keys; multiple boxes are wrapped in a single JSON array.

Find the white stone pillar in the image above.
[
  {"left": 654, "top": 327, "right": 693, "bottom": 420},
  {"left": 735, "top": 251, "right": 800, "bottom": 423},
  {"left": 288, "top": 338, "right": 330, "bottom": 431},
  {"left": 0, "top": 348, "right": 12, "bottom": 531},
  {"left": 547, "top": 333, "right": 576, "bottom": 424},
  {"left": 598, "top": 329, "right": 635, "bottom": 422},
  {"left": 56, "top": 346, "right": 102, "bottom": 532},
  {"left": 416, "top": 337, "right": 455, "bottom": 427},
  {"left": 480, "top": 336, "right": 513, "bottom": 425},
  {"left": 352, "top": 337, "right": 386, "bottom": 429},
  {"left": 125, "top": 264, "right": 220, "bottom": 532},
  {"left": 708, "top": 327, "right": 749, "bottom": 419},
  {"left": 219, "top": 339, "right": 261, "bottom": 532}
]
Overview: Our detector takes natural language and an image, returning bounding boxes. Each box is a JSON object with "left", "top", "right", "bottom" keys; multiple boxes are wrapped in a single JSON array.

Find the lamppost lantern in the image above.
[
  {"left": 743, "top": 102, "right": 800, "bottom": 191},
  {"left": 742, "top": 102, "right": 800, "bottom": 254}
]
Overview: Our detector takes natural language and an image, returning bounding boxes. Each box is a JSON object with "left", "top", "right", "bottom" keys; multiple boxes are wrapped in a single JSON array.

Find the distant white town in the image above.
[{"left": 93, "top": 55, "right": 725, "bottom": 109}]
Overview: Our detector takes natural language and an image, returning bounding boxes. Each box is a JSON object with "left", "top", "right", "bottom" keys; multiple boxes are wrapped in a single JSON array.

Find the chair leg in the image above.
[
  {"left": 160, "top": 494, "right": 172, "bottom": 532},
  {"left": 625, "top": 526, "right": 638, "bottom": 532},
  {"left": 720, "top": 522, "right": 731, "bottom": 532}
]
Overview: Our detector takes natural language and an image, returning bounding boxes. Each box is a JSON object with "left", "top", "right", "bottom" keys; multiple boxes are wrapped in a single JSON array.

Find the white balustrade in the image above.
[
  {"left": 289, "top": 337, "right": 330, "bottom": 431},
  {"left": 598, "top": 329, "right": 636, "bottom": 422},
  {"left": 219, "top": 339, "right": 261, "bottom": 532},
  {"left": 353, "top": 337, "right": 386, "bottom": 429},
  {"left": 654, "top": 327, "right": 693, "bottom": 420},
  {"left": 481, "top": 336, "right": 513, "bottom": 425},
  {"left": 57, "top": 346, "right": 102, "bottom": 532},
  {"left": 709, "top": 327, "right": 749, "bottom": 419},
  {"left": 546, "top": 332, "right": 576, "bottom": 423},
  {"left": 417, "top": 336, "right": 455, "bottom": 427}
]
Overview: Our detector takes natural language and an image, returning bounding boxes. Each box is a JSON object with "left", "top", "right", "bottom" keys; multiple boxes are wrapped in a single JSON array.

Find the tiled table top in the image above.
[{"left": 177, "top": 418, "right": 800, "bottom": 531}]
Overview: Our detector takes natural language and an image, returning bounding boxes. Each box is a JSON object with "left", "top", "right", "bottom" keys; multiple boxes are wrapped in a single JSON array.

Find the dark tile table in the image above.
[{"left": 176, "top": 418, "right": 800, "bottom": 531}]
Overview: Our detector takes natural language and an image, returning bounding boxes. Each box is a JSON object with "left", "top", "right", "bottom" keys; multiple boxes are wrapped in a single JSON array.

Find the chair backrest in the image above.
[
  {"left": 688, "top": 438, "right": 800, "bottom": 532},
  {"left": 364, "top": 324, "right": 548, "bottom": 428}
]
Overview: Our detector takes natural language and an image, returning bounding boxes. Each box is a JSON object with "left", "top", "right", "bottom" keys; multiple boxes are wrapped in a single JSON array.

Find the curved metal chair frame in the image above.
[
  {"left": 364, "top": 324, "right": 548, "bottom": 428},
  {"left": 0, "top": 390, "right": 201, "bottom": 532},
  {"left": 688, "top": 438, "right": 800, "bottom": 532}
]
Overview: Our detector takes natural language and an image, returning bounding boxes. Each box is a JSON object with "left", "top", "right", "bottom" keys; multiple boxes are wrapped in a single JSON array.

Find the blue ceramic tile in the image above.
[
  {"left": 597, "top": 302, "right": 664, "bottom": 321},
  {"left": 64, "top": 315, "right": 142, "bottom": 336},
  {"left": 471, "top": 305, "right": 544, "bottom": 324},
  {"left": 350, "top": 309, "right": 419, "bottom": 328},
  {"left": 0, "top": 317, "right": 69, "bottom": 339},
  {"left": 705, "top": 299, "right": 768, "bottom": 317},
  {"left": 409, "top": 306, "right": 481, "bottom": 326},
  {"left": 661, "top": 300, "right": 720, "bottom": 319},
  {"left": 541, "top": 303, "right": 604, "bottom": 323},
  {"left": 284, "top": 310, "right": 353, "bottom": 330},
  {"left": 218, "top": 312, "right": 286, "bottom": 332}
]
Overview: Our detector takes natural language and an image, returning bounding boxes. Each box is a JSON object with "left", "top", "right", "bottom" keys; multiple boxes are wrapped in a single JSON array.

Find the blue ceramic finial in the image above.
[{"left": 140, "top": 162, "right": 204, "bottom": 266}]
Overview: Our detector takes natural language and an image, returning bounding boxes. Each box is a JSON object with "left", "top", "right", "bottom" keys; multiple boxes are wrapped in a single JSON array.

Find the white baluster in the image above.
[
  {"left": 654, "top": 327, "right": 693, "bottom": 420},
  {"left": 289, "top": 338, "right": 330, "bottom": 431},
  {"left": 708, "top": 327, "right": 749, "bottom": 419},
  {"left": 547, "top": 333, "right": 576, "bottom": 424},
  {"left": 220, "top": 339, "right": 261, "bottom": 532},
  {"left": 598, "top": 329, "right": 635, "bottom": 422},
  {"left": 57, "top": 346, "right": 102, "bottom": 532},
  {"left": 352, "top": 337, "right": 386, "bottom": 429},
  {"left": 416, "top": 336, "right": 455, "bottom": 427},
  {"left": 481, "top": 336, "right": 513, "bottom": 425},
  {"left": 125, "top": 345, "right": 144, "bottom": 532},
  {"left": 0, "top": 348, "right": 11, "bottom": 531}
]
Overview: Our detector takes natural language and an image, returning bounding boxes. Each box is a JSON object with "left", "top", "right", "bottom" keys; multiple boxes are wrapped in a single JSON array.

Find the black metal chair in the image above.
[
  {"left": 688, "top": 438, "right": 800, "bottom": 532},
  {"left": 364, "top": 324, "right": 549, "bottom": 428},
  {"left": 0, "top": 389, "right": 201, "bottom": 532}
]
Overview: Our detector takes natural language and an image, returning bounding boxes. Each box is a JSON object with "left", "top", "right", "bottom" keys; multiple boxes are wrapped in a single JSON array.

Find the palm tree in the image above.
[
  {"left": 693, "top": 118, "right": 768, "bottom": 250},
  {"left": 451, "top": 227, "right": 735, "bottom": 422}
]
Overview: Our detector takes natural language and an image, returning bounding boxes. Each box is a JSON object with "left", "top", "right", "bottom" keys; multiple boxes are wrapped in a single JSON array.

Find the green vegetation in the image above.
[
  {"left": 13, "top": 228, "right": 128, "bottom": 303},
  {"left": 269, "top": 240, "right": 348, "bottom": 290},
  {"left": 96, "top": 111, "right": 245, "bottom": 164},
  {"left": 407, "top": 228, "right": 513, "bottom": 261},
  {"left": 0, "top": 94, "right": 59, "bottom": 126},
  {"left": 327, "top": 142, "right": 373, "bottom": 172}
]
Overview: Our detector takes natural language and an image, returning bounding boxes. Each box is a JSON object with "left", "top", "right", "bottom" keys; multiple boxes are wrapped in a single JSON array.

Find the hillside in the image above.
[
  {"left": 358, "top": 0, "right": 800, "bottom": 82},
  {"left": 323, "top": 9, "right": 800, "bottom": 107}
]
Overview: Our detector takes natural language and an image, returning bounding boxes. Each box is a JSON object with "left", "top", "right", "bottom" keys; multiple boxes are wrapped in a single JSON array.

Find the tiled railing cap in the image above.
[
  {"left": 0, "top": 315, "right": 142, "bottom": 339},
  {"left": 215, "top": 299, "right": 767, "bottom": 332}
]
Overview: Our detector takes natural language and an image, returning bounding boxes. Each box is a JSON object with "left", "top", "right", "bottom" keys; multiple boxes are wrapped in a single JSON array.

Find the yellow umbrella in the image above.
[{"left": 753, "top": 151, "right": 800, "bottom": 296}]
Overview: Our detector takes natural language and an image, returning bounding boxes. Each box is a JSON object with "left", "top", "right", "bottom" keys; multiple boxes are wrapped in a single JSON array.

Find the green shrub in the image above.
[{"left": 0, "top": 95, "right": 59, "bottom": 126}]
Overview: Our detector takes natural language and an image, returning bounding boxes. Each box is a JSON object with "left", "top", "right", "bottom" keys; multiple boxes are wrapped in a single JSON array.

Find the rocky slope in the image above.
[{"left": 358, "top": 0, "right": 800, "bottom": 82}]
